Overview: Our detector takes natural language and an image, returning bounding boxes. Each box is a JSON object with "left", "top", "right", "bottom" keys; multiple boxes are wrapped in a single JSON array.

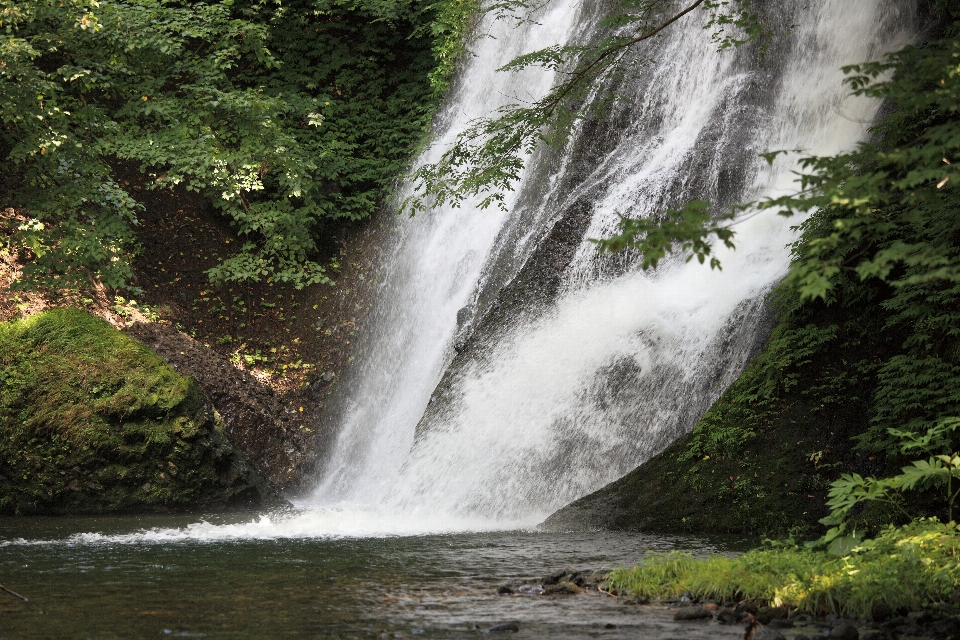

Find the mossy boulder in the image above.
[{"left": 0, "top": 308, "right": 285, "bottom": 515}]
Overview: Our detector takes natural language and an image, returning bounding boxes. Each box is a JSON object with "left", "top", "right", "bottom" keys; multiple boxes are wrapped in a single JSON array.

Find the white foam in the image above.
[{"left": 1, "top": 507, "right": 531, "bottom": 546}]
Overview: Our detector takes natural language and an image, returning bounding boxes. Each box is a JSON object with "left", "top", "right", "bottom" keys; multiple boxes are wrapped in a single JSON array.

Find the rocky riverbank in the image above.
[
  {"left": 123, "top": 320, "right": 322, "bottom": 494},
  {"left": 497, "top": 566, "right": 960, "bottom": 640},
  {"left": 1, "top": 174, "right": 385, "bottom": 500}
]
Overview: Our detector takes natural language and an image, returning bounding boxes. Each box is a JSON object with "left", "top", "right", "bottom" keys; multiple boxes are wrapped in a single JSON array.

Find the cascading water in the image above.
[
  {"left": 298, "top": 0, "right": 919, "bottom": 533},
  {"left": 14, "top": 1, "right": 921, "bottom": 546},
  {"left": 305, "top": 0, "right": 598, "bottom": 520},
  {"left": 47, "top": 0, "right": 912, "bottom": 545}
]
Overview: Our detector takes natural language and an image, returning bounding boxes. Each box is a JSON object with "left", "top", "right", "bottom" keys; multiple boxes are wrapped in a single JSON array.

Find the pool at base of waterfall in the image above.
[{"left": 0, "top": 512, "right": 755, "bottom": 639}]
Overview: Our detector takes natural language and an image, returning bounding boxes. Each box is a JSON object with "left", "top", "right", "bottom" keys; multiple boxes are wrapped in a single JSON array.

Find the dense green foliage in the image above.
[
  {"left": 819, "top": 418, "right": 960, "bottom": 554},
  {"left": 0, "top": 0, "right": 453, "bottom": 292},
  {"left": 608, "top": 520, "right": 960, "bottom": 616},
  {"left": 218, "top": 0, "right": 444, "bottom": 275},
  {"left": 0, "top": 308, "right": 280, "bottom": 514}
]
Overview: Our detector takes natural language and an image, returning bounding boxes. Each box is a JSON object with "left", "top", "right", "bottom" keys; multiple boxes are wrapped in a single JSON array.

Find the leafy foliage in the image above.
[
  {"left": 668, "top": 20, "right": 960, "bottom": 541},
  {"left": 574, "top": 31, "right": 960, "bottom": 537},
  {"left": 817, "top": 418, "right": 960, "bottom": 554},
  {"left": 758, "top": 44, "right": 960, "bottom": 302},
  {"left": 594, "top": 200, "right": 735, "bottom": 269},
  {"left": 2, "top": 0, "right": 288, "bottom": 289},
  {"left": 1, "top": 0, "right": 446, "bottom": 292}
]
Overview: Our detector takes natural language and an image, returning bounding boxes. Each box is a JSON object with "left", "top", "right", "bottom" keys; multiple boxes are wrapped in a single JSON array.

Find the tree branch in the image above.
[
  {"left": 540, "top": 0, "right": 705, "bottom": 117},
  {"left": 0, "top": 585, "right": 28, "bottom": 602}
]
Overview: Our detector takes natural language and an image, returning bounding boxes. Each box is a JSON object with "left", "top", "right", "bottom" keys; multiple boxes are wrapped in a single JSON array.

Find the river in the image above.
[{"left": 1, "top": 513, "right": 753, "bottom": 639}]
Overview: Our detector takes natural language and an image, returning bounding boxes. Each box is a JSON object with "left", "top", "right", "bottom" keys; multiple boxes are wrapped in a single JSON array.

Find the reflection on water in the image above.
[{"left": 0, "top": 512, "right": 754, "bottom": 639}]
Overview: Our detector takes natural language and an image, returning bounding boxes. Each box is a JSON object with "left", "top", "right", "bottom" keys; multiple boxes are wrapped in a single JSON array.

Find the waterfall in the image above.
[{"left": 305, "top": 0, "right": 918, "bottom": 531}]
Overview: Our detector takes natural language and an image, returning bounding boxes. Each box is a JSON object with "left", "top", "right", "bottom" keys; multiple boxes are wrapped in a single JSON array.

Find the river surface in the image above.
[{"left": 0, "top": 513, "right": 754, "bottom": 639}]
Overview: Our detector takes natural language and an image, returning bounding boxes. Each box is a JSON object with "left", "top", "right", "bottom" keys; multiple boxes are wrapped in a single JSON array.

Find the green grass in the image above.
[{"left": 607, "top": 520, "right": 960, "bottom": 617}]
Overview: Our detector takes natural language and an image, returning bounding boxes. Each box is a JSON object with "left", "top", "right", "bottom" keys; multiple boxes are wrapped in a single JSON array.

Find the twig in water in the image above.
[{"left": 0, "top": 584, "right": 28, "bottom": 602}]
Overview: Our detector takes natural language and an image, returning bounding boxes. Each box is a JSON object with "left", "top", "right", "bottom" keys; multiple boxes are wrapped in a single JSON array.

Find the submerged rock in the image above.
[
  {"left": 543, "top": 581, "right": 581, "bottom": 595},
  {"left": 870, "top": 602, "right": 894, "bottom": 624},
  {"left": 541, "top": 567, "right": 575, "bottom": 586},
  {"left": 539, "top": 567, "right": 603, "bottom": 591},
  {"left": 757, "top": 606, "right": 789, "bottom": 625},
  {"left": 674, "top": 606, "right": 712, "bottom": 621},
  {"left": 749, "top": 627, "right": 786, "bottom": 640},
  {"left": 0, "top": 309, "right": 285, "bottom": 515},
  {"left": 716, "top": 607, "right": 744, "bottom": 624}
]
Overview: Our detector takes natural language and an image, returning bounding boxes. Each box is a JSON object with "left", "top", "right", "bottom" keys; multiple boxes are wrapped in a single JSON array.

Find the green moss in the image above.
[
  {"left": 607, "top": 520, "right": 960, "bottom": 617},
  {"left": 0, "top": 309, "right": 283, "bottom": 515}
]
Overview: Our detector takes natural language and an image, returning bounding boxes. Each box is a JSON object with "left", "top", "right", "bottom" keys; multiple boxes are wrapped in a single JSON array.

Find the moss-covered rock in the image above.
[{"left": 0, "top": 308, "right": 286, "bottom": 515}]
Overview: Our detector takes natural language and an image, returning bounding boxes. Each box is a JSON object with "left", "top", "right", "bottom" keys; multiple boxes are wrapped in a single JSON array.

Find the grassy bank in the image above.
[{"left": 608, "top": 520, "right": 960, "bottom": 617}]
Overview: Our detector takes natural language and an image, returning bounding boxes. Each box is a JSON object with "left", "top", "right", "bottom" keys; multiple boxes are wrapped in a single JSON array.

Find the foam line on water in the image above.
[{"left": 0, "top": 508, "right": 535, "bottom": 546}]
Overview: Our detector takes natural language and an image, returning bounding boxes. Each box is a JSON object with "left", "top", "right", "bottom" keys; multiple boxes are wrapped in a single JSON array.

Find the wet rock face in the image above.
[
  {"left": 414, "top": 195, "right": 598, "bottom": 443},
  {"left": 125, "top": 321, "right": 321, "bottom": 492},
  {"left": 494, "top": 567, "right": 612, "bottom": 598},
  {"left": 0, "top": 309, "right": 285, "bottom": 515}
]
